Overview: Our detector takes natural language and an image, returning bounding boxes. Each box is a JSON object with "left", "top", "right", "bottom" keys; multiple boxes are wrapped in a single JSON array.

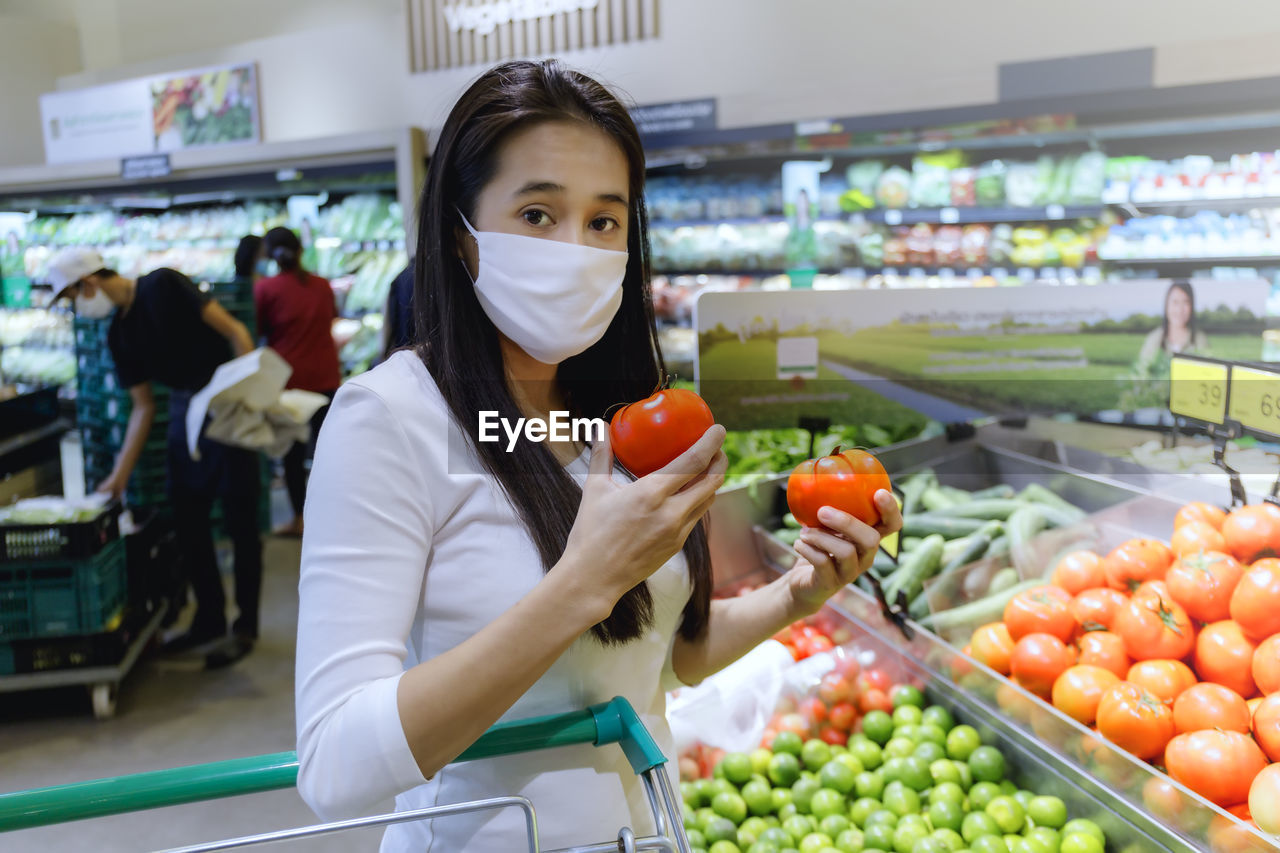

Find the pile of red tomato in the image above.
[{"left": 962, "top": 500, "right": 1280, "bottom": 836}]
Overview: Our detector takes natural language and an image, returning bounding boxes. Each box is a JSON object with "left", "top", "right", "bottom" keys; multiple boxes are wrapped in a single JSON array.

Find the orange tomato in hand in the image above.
[
  {"left": 1051, "top": 551, "right": 1105, "bottom": 595},
  {"left": 1252, "top": 693, "right": 1280, "bottom": 762},
  {"left": 1165, "top": 551, "right": 1243, "bottom": 624},
  {"left": 1165, "top": 729, "right": 1267, "bottom": 807},
  {"left": 1112, "top": 593, "right": 1195, "bottom": 661},
  {"left": 1229, "top": 558, "right": 1280, "bottom": 642},
  {"left": 1253, "top": 634, "right": 1280, "bottom": 696},
  {"left": 1077, "top": 630, "right": 1130, "bottom": 678},
  {"left": 1172, "top": 682, "right": 1252, "bottom": 734},
  {"left": 1009, "top": 633, "right": 1076, "bottom": 697},
  {"left": 1102, "top": 539, "right": 1174, "bottom": 593},
  {"left": 1175, "top": 501, "right": 1228, "bottom": 531},
  {"left": 969, "top": 622, "right": 1015, "bottom": 676},
  {"left": 1004, "top": 586, "right": 1078, "bottom": 642},
  {"left": 1096, "top": 682, "right": 1176, "bottom": 760},
  {"left": 1071, "top": 588, "right": 1128, "bottom": 632},
  {"left": 1126, "top": 659, "right": 1197, "bottom": 706},
  {"left": 1194, "top": 621, "right": 1258, "bottom": 698},
  {"left": 786, "top": 447, "right": 891, "bottom": 529},
  {"left": 1051, "top": 664, "right": 1120, "bottom": 726},
  {"left": 1170, "top": 520, "right": 1227, "bottom": 557},
  {"left": 1222, "top": 505, "right": 1280, "bottom": 564}
]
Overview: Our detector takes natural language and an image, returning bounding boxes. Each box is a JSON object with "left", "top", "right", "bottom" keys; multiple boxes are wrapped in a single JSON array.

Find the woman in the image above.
[
  {"left": 1138, "top": 280, "right": 1209, "bottom": 368},
  {"left": 255, "top": 226, "right": 341, "bottom": 536},
  {"left": 233, "top": 234, "right": 267, "bottom": 283},
  {"left": 295, "top": 60, "right": 899, "bottom": 852}
]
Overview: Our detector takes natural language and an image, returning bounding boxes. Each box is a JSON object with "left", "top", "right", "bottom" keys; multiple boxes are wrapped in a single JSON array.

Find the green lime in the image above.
[
  {"left": 684, "top": 781, "right": 703, "bottom": 807},
  {"left": 849, "top": 738, "right": 884, "bottom": 770},
  {"left": 968, "top": 836, "right": 1010, "bottom": 853},
  {"left": 929, "top": 781, "right": 965, "bottom": 807},
  {"left": 885, "top": 737, "right": 917, "bottom": 760},
  {"left": 775, "top": 731, "right": 805, "bottom": 757},
  {"left": 883, "top": 784, "right": 922, "bottom": 818},
  {"left": 864, "top": 808, "right": 900, "bottom": 829},
  {"left": 929, "top": 828, "right": 966, "bottom": 852},
  {"left": 773, "top": 788, "right": 794, "bottom": 812},
  {"left": 998, "top": 780, "right": 1017, "bottom": 797},
  {"left": 785, "top": 816, "right": 818, "bottom": 844},
  {"left": 951, "top": 761, "right": 972, "bottom": 791},
  {"left": 968, "top": 781, "right": 1001, "bottom": 811},
  {"left": 920, "top": 705, "right": 954, "bottom": 731},
  {"left": 696, "top": 779, "right": 719, "bottom": 806},
  {"left": 944, "top": 725, "right": 981, "bottom": 762},
  {"left": 881, "top": 757, "right": 906, "bottom": 785},
  {"left": 793, "top": 777, "right": 822, "bottom": 814},
  {"left": 1020, "top": 835, "right": 1056, "bottom": 853},
  {"left": 850, "top": 798, "right": 882, "bottom": 828},
  {"left": 712, "top": 779, "right": 739, "bottom": 799},
  {"left": 1060, "top": 819, "right": 1104, "bottom": 842},
  {"left": 899, "top": 756, "right": 934, "bottom": 792},
  {"left": 1027, "top": 796, "right": 1067, "bottom": 830},
  {"left": 697, "top": 807, "right": 719, "bottom": 831},
  {"left": 927, "top": 799, "right": 964, "bottom": 833},
  {"left": 709, "top": 841, "right": 743, "bottom": 853},
  {"left": 770, "top": 753, "right": 803, "bottom": 787},
  {"left": 713, "top": 791, "right": 749, "bottom": 826},
  {"left": 891, "top": 685, "right": 926, "bottom": 709},
  {"left": 779, "top": 803, "right": 799, "bottom": 823},
  {"left": 984, "top": 796, "right": 1025, "bottom": 834},
  {"left": 1004, "top": 838, "right": 1029, "bottom": 853},
  {"left": 799, "top": 833, "right": 835, "bottom": 853},
  {"left": 715, "top": 761, "right": 727, "bottom": 780},
  {"left": 834, "top": 753, "right": 865, "bottom": 775},
  {"left": 743, "top": 780, "right": 774, "bottom": 817},
  {"left": 762, "top": 828, "right": 795, "bottom": 847},
  {"left": 1026, "top": 827, "right": 1061, "bottom": 851},
  {"left": 928, "top": 759, "right": 961, "bottom": 787},
  {"left": 706, "top": 815, "right": 740, "bottom": 844},
  {"left": 803, "top": 740, "right": 834, "bottom": 772},
  {"left": 688, "top": 828, "right": 709, "bottom": 848},
  {"left": 835, "top": 827, "right": 865, "bottom": 853},
  {"left": 967, "top": 747, "right": 1005, "bottom": 784},
  {"left": 961, "top": 810, "right": 1001, "bottom": 842},
  {"left": 752, "top": 748, "right": 776, "bottom": 776},
  {"left": 910, "top": 839, "right": 947, "bottom": 853},
  {"left": 812, "top": 789, "right": 848, "bottom": 821},
  {"left": 746, "top": 842, "right": 780, "bottom": 853},
  {"left": 820, "top": 815, "right": 852, "bottom": 838},
  {"left": 913, "top": 741, "right": 946, "bottom": 766},
  {"left": 915, "top": 725, "right": 947, "bottom": 747},
  {"left": 893, "top": 705, "right": 924, "bottom": 727},
  {"left": 820, "top": 761, "right": 859, "bottom": 795},
  {"left": 863, "top": 822, "right": 897, "bottom": 852},
  {"left": 862, "top": 711, "right": 895, "bottom": 745},
  {"left": 896, "top": 725, "right": 920, "bottom": 744},
  {"left": 1012, "top": 790, "right": 1034, "bottom": 813},
  {"left": 722, "top": 753, "right": 755, "bottom": 786},
  {"left": 1059, "top": 834, "right": 1104, "bottom": 853},
  {"left": 892, "top": 820, "right": 929, "bottom": 853},
  {"left": 855, "top": 770, "right": 885, "bottom": 800},
  {"left": 741, "top": 816, "right": 771, "bottom": 839}
]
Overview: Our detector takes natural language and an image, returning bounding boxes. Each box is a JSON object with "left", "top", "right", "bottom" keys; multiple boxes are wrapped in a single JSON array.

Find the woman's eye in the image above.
[
  {"left": 523, "top": 210, "right": 551, "bottom": 226},
  {"left": 591, "top": 217, "right": 620, "bottom": 233}
]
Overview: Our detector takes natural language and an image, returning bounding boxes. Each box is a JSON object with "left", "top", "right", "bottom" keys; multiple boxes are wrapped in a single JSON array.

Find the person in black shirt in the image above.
[
  {"left": 380, "top": 259, "right": 415, "bottom": 363},
  {"left": 49, "top": 248, "right": 263, "bottom": 666}
]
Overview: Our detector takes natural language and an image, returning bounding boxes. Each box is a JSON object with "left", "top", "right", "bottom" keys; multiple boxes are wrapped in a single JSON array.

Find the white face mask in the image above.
[
  {"left": 75, "top": 286, "right": 115, "bottom": 320},
  {"left": 459, "top": 212, "right": 627, "bottom": 365}
]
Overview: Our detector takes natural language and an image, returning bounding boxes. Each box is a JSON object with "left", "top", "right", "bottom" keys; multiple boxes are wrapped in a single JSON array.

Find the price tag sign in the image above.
[
  {"left": 939, "top": 207, "right": 960, "bottom": 224},
  {"left": 1169, "top": 356, "right": 1229, "bottom": 424},
  {"left": 879, "top": 493, "right": 904, "bottom": 561},
  {"left": 1229, "top": 364, "right": 1280, "bottom": 437},
  {"left": 883, "top": 209, "right": 903, "bottom": 226}
]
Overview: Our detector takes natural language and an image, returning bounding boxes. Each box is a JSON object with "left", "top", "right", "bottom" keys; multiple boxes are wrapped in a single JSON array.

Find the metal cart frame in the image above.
[{"left": 0, "top": 695, "right": 692, "bottom": 853}]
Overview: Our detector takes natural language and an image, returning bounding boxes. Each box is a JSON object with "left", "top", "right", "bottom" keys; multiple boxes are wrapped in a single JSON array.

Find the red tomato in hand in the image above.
[
  {"left": 1112, "top": 593, "right": 1195, "bottom": 661},
  {"left": 1170, "top": 521, "right": 1227, "bottom": 557},
  {"left": 1009, "top": 633, "right": 1076, "bottom": 697},
  {"left": 1175, "top": 501, "right": 1228, "bottom": 531},
  {"left": 1077, "top": 631, "right": 1130, "bottom": 678},
  {"left": 1253, "top": 693, "right": 1280, "bottom": 762},
  {"left": 1173, "top": 682, "right": 1252, "bottom": 733},
  {"left": 1102, "top": 539, "right": 1174, "bottom": 592},
  {"left": 1194, "top": 621, "right": 1259, "bottom": 698},
  {"left": 786, "top": 447, "right": 891, "bottom": 529},
  {"left": 1126, "top": 659, "right": 1197, "bottom": 706},
  {"left": 1222, "top": 505, "right": 1280, "bottom": 564},
  {"left": 1253, "top": 635, "right": 1280, "bottom": 696},
  {"left": 1165, "top": 729, "right": 1267, "bottom": 807},
  {"left": 1229, "top": 558, "right": 1280, "bottom": 642},
  {"left": 1071, "top": 588, "right": 1128, "bottom": 632},
  {"left": 1051, "top": 664, "right": 1120, "bottom": 726},
  {"left": 1165, "top": 551, "right": 1243, "bottom": 624},
  {"left": 1051, "top": 551, "right": 1105, "bottom": 595},
  {"left": 1004, "top": 586, "right": 1078, "bottom": 642},
  {"left": 1096, "top": 682, "right": 1175, "bottom": 760},
  {"left": 608, "top": 387, "right": 714, "bottom": 476}
]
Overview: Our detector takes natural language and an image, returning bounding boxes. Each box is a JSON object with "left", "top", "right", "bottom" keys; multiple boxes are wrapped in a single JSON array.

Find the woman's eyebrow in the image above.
[{"left": 513, "top": 181, "right": 628, "bottom": 206}]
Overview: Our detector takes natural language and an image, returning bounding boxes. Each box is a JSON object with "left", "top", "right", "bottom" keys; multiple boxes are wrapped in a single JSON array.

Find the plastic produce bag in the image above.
[
  {"left": 975, "top": 160, "right": 1008, "bottom": 206},
  {"left": 667, "top": 639, "right": 797, "bottom": 754},
  {"left": 910, "top": 159, "right": 953, "bottom": 208},
  {"left": 875, "top": 167, "right": 912, "bottom": 209}
]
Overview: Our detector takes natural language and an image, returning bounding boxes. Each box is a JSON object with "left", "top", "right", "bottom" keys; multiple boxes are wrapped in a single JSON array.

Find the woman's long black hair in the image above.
[
  {"left": 1161, "top": 280, "right": 1198, "bottom": 350},
  {"left": 264, "top": 226, "right": 306, "bottom": 280},
  {"left": 412, "top": 59, "right": 711, "bottom": 646}
]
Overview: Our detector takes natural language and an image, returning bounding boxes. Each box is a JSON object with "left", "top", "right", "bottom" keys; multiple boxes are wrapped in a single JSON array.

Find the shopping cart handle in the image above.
[{"left": 0, "top": 697, "right": 665, "bottom": 833}]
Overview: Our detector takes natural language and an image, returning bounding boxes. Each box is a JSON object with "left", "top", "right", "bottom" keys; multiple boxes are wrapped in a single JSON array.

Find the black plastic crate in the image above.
[{"left": 0, "top": 501, "right": 122, "bottom": 562}]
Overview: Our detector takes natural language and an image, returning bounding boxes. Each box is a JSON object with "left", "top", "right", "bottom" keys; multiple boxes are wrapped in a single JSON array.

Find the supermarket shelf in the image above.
[
  {"left": 654, "top": 266, "right": 1094, "bottom": 279},
  {"left": 649, "top": 206, "right": 1106, "bottom": 229},
  {"left": 654, "top": 268, "right": 831, "bottom": 277},
  {"left": 1102, "top": 254, "right": 1280, "bottom": 268},
  {"left": 1115, "top": 194, "right": 1280, "bottom": 212},
  {"left": 649, "top": 214, "right": 841, "bottom": 229}
]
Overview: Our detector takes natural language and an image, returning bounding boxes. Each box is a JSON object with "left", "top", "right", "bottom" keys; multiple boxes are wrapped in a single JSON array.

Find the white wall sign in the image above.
[
  {"left": 40, "top": 63, "right": 260, "bottom": 165},
  {"left": 442, "top": 0, "right": 599, "bottom": 35}
]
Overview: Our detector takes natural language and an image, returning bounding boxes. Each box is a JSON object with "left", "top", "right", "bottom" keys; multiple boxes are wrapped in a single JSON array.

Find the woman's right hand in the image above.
[{"left": 559, "top": 425, "right": 727, "bottom": 618}]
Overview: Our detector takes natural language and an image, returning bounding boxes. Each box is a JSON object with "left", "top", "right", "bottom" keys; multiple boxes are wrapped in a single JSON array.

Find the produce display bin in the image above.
[
  {"left": 0, "top": 499, "right": 121, "bottom": 562},
  {"left": 0, "top": 537, "right": 127, "bottom": 641}
]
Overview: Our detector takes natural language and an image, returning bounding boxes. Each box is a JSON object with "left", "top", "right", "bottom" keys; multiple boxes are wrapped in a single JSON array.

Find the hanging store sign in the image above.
[
  {"left": 120, "top": 154, "right": 172, "bottom": 181},
  {"left": 632, "top": 99, "right": 717, "bottom": 136},
  {"left": 408, "top": 0, "right": 659, "bottom": 72},
  {"left": 40, "top": 63, "right": 260, "bottom": 165}
]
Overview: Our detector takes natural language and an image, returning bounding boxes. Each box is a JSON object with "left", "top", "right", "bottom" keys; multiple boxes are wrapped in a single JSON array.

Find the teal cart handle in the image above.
[{"left": 0, "top": 696, "right": 666, "bottom": 833}]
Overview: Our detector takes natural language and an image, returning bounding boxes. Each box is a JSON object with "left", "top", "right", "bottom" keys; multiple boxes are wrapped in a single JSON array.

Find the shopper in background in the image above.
[
  {"left": 46, "top": 247, "right": 264, "bottom": 666},
  {"left": 255, "top": 227, "right": 341, "bottom": 538},
  {"left": 233, "top": 234, "right": 268, "bottom": 284},
  {"left": 294, "top": 60, "right": 901, "bottom": 851},
  {"left": 380, "top": 258, "right": 416, "bottom": 361}
]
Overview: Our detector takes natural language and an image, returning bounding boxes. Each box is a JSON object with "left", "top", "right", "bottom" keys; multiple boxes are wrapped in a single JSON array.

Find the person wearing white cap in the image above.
[{"left": 50, "top": 249, "right": 263, "bottom": 665}]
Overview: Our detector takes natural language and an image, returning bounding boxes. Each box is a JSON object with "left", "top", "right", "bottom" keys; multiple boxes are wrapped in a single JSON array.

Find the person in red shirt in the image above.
[{"left": 256, "top": 227, "right": 342, "bottom": 536}]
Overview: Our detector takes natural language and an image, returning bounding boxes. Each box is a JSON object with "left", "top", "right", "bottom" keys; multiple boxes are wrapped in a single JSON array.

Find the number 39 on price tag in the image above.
[
  {"left": 1229, "top": 364, "right": 1280, "bottom": 438},
  {"left": 1169, "top": 356, "right": 1229, "bottom": 424}
]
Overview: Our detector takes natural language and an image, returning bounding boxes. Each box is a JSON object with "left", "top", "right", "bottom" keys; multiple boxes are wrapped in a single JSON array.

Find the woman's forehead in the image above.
[{"left": 489, "top": 120, "right": 629, "bottom": 198}]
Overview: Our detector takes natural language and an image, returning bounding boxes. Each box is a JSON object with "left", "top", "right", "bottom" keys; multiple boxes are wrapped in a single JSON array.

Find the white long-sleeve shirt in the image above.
[{"left": 295, "top": 351, "right": 690, "bottom": 852}]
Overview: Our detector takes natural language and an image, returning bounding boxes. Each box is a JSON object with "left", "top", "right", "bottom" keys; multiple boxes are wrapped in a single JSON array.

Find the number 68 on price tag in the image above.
[
  {"left": 1229, "top": 364, "right": 1280, "bottom": 438},
  {"left": 1169, "top": 356, "right": 1229, "bottom": 424}
]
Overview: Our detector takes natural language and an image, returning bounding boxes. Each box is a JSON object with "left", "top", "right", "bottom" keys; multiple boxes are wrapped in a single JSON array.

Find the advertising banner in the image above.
[
  {"left": 695, "top": 279, "right": 1275, "bottom": 431},
  {"left": 40, "top": 63, "right": 260, "bottom": 165}
]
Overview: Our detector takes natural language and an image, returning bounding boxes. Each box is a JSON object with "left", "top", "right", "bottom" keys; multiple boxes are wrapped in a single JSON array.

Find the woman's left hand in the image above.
[{"left": 786, "top": 490, "right": 903, "bottom": 618}]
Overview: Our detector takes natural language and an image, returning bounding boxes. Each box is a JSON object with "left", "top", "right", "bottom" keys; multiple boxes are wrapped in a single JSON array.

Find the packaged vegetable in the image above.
[
  {"left": 875, "top": 166, "right": 912, "bottom": 209},
  {"left": 933, "top": 225, "right": 964, "bottom": 265},
  {"left": 950, "top": 168, "right": 976, "bottom": 206},
  {"left": 845, "top": 160, "right": 886, "bottom": 197},
  {"left": 960, "top": 224, "right": 991, "bottom": 266},
  {"left": 910, "top": 158, "right": 953, "bottom": 208},
  {"left": 1069, "top": 152, "right": 1107, "bottom": 203},
  {"left": 905, "top": 223, "right": 936, "bottom": 265},
  {"left": 975, "top": 160, "right": 1008, "bottom": 206}
]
